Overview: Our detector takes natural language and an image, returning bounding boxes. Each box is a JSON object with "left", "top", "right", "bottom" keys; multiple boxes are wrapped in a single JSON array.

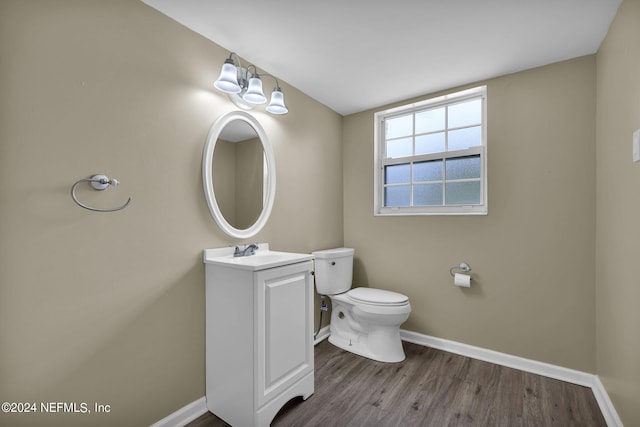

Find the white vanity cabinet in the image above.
[{"left": 204, "top": 246, "right": 314, "bottom": 427}]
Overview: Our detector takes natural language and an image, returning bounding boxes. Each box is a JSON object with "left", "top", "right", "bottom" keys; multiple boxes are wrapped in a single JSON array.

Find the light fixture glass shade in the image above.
[
  {"left": 266, "top": 87, "right": 288, "bottom": 114},
  {"left": 243, "top": 75, "right": 267, "bottom": 104},
  {"left": 214, "top": 60, "right": 241, "bottom": 93}
]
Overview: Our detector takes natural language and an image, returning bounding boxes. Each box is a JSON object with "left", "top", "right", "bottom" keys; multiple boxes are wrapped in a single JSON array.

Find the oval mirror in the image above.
[{"left": 202, "top": 111, "right": 276, "bottom": 239}]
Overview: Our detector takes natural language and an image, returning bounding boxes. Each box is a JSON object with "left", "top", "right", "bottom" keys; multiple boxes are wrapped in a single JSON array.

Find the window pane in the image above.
[
  {"left": 414, "top": 184, "right": 443, "bottom": 206},
  {"left": 448, "top": 99, "right": 481, "bottom": 128},
  {"left": 445, "top": 181, "right": 480, "bottom": 205},
  {"left": 386, "top": 137, "right": 412, "bottom": 158},
  {"left": 415, "top": 132, "right": 445, "bottom": 155},
  {"left": 414, "top": 160, "right": 442, "bottom": 182},
  {"left": 384, "top": 164, "right": 410, "bottom": 184},
  {"left": 385, "top": 114, "right": 413, "bottom": 139},
  {"left": 375, "top": 86, "right": 486, "bottom": 215},
  {"left": 415, "top": 107, "right": 445, "bottom": 134},
  {"left": 385, "top": 186, "right": 410, "bottom": 206},
  {"left": 446, "top": 155, "right": 481, "bottom": 180},
  {"left": 448, "top": 126, "right": 481, "bottom": 151}
]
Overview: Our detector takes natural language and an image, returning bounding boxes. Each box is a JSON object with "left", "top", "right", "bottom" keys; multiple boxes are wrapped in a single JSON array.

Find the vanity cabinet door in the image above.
[{"left": 255, "top": 260, "right": 314, "bottom": 408}]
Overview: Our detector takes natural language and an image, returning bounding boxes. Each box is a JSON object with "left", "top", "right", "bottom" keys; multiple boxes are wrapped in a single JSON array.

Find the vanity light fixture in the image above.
[{"left": 214, "top": 52, "right": 288, "bottom": 115}]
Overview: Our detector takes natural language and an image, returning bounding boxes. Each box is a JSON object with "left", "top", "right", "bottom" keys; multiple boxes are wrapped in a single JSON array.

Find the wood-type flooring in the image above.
[{"left": 188, "top": 339, "right": 606, "bottom": 427}]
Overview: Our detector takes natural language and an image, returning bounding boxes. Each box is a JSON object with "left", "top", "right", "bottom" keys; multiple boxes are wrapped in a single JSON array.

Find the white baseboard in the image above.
[
  {"left": 314, "top": 325, "right": 330, "bottom": 345},
  {"left": 592, "top": 375, "right": 624, "bottom": 427},
  {"left": 400, "top": 330, "right": 594, "bottom": 386},
  {"left": 152, "top": 329, "right": 623, "bottom": 427},
  {"left": 400, "top": 329, "right": 623, "bottom": 427},
  {"left": 149, "top": 396, "right": 207, "bottom": 427}
]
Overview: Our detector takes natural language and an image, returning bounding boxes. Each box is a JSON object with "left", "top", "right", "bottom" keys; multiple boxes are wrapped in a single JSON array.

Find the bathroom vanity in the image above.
[{"left": 203, "top": 244, "right": 314, "bottom": 427}]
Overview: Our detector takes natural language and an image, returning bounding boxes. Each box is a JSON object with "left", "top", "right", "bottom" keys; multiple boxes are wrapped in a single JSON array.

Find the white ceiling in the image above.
[{"left": 142, "top": 0, "right": 621, "bottom": 116}]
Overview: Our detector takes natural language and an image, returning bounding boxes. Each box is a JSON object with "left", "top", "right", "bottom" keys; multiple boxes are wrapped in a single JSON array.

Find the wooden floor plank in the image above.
[{"left": 188, "top": 340, "right": 606, "bottom": 427}]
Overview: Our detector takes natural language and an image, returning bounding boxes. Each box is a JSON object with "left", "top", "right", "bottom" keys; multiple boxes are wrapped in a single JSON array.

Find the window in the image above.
[{"left": 374, "top": 86, "right": 487, "bottom": 215}]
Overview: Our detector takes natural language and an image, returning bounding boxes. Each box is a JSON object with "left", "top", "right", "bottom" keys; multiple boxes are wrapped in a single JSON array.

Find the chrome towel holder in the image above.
[
  {"left": 450, "top": 262, "right": 472, "bottom": 277},
  {"left": 71, "top": 174, "right": 132, "bottom": 212}
]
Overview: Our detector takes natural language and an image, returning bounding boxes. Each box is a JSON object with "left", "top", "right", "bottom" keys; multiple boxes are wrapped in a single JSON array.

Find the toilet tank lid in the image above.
[{"left": 312, "top": 247, "right": 354, "bottom": 259}]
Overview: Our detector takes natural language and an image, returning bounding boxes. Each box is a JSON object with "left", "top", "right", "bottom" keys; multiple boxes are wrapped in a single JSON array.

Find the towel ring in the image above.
[
  {"left": 71, "top": 174, "right": 132, "bottom": 212},
  {"left": 450, "top": 262, "right": 471, "bottom": 277}
]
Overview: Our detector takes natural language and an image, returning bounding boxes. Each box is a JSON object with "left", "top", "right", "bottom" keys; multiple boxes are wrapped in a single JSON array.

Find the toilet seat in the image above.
[{"left": 347, "top": 287, "right": 409, "bottom": 307}]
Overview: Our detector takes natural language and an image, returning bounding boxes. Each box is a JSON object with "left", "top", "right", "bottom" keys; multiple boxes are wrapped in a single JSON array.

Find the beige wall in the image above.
[
  {"left": 344, "top": 56, "right": 597, "bottom": 372},
  {"left": 2, "top": 0, "right": 638, "bottom": 425},
  {"left": 596, "top": 0, "right": 640, "bottom": 425},
  {"left": 0, "top": 1, "right": 342, "bottom": 426}
]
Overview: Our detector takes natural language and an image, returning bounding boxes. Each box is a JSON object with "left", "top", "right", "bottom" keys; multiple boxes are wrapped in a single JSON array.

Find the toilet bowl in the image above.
[{"left": 312, "top": 248, "right": 411, "bottom": 363}]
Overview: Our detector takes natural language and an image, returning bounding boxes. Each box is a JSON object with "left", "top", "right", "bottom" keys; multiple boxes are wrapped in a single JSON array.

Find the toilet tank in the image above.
[{"left": 312, "top": 248, "right": 354, "bottom": 295}]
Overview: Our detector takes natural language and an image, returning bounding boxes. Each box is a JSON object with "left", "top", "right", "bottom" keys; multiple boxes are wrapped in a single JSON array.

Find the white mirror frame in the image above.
[{"left": 202, "top": 111, "right": 276, "bottom": 239}]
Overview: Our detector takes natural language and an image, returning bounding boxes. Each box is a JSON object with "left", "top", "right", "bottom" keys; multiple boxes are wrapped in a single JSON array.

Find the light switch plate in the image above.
[{"left": 634, "top": 129, "right": 640, "bottom": 163}]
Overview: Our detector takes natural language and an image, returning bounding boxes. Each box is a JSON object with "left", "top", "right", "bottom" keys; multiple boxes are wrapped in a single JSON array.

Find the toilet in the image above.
[{"left": 312, "top": 248, "right": 411, "bottom": 363}]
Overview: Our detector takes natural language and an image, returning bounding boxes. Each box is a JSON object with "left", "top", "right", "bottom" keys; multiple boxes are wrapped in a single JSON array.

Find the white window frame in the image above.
[{"left": 374, "top": 86, "right": 487, "bottom": 216}]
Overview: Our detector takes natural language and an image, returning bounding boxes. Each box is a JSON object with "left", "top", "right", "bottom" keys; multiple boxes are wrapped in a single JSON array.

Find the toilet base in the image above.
[
  {"left": 328, "top": 330, "right": 406, "bottom": 363},
  {"left": 327, "top": 292, "right": 410, "bottom": 363}
]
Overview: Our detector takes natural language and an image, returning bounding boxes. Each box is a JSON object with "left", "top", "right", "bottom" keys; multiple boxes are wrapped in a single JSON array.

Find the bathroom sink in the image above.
[{"left": 204, "top": 244, "right": 313, "bottom": 271}]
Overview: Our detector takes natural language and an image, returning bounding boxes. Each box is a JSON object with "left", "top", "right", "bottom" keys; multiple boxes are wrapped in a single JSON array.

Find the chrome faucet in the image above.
[{"left": 234, "top": 243, "right": 259, "bottom": 257}]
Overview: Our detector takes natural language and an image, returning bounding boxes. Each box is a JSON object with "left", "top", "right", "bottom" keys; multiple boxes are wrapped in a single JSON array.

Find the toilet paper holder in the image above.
[{"left": 450, "top": 262, "right": 472, "bottom": 277}]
